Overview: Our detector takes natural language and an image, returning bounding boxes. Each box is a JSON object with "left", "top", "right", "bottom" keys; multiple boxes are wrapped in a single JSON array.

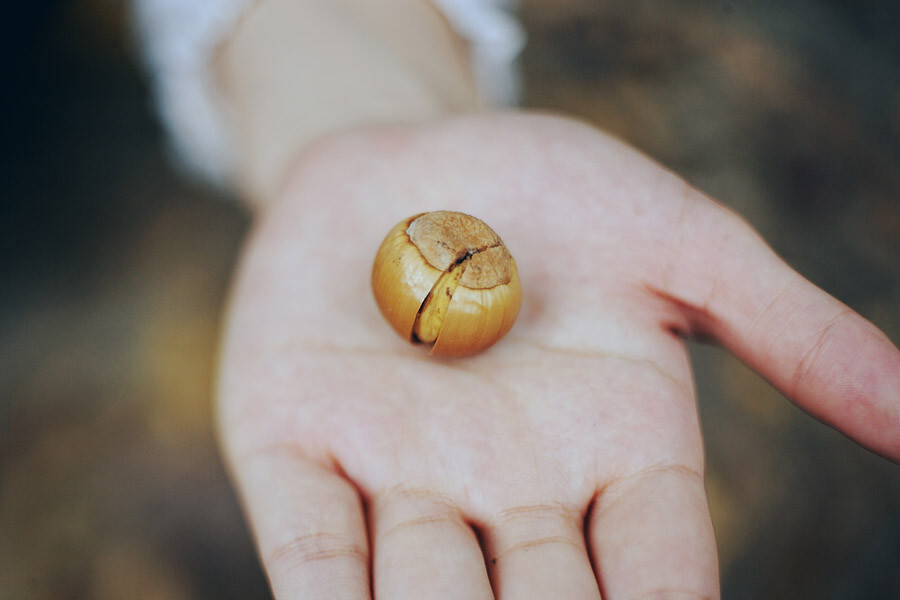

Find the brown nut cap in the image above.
[{"left": 371, "top": 211, "right": 522, "bottom": 356}]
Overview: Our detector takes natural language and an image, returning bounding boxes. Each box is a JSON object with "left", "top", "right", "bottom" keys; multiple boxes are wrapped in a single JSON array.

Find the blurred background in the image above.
[{"left": 1, "top": 0, "right": 898, "bottom": 598}]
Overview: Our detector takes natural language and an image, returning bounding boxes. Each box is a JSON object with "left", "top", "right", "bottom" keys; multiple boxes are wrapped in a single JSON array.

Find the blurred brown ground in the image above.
[{"left": 1, "top": 1, "right": 899, "bottom": 599}]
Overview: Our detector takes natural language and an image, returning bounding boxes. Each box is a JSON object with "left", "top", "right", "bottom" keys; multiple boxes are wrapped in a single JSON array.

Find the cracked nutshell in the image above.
[{"left": 371, "top": 211, "right": 522, "bottom": 356}]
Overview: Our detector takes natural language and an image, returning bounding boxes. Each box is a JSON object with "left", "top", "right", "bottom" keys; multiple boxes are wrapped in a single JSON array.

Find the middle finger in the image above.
[{"left": 483, "top": 502, "right": 601, "bottom": 599}]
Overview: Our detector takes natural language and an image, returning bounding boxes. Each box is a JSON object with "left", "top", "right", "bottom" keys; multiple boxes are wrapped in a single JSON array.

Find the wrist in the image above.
[{"left": 215, "top": 0, "right": 481, "bottom": 205}]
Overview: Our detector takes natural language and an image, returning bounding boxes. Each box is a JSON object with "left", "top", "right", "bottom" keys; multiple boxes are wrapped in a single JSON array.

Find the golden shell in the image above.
[{"left": 371, "top": 211, "right": 522, "bottom": 356}]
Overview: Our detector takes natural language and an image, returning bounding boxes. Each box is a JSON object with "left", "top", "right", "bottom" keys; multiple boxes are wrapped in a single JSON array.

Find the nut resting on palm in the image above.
[{"left": 371, "top": 211, "right": 522, "bottom": 356}]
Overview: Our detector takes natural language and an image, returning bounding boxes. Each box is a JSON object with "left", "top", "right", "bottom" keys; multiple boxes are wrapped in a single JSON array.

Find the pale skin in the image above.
[{"left": 213, "top": 2, "right": 900, "bottom": 599}]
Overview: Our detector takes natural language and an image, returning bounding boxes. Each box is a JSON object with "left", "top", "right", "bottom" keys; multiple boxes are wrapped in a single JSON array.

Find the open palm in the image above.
[{"left": 218, "top": 114, "right": 900, "bottom": 599}]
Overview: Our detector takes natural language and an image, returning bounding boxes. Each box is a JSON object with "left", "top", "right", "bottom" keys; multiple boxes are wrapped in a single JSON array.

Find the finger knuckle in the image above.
[{"left": 266, "top": 532, "right": 368, "bottom": 573}]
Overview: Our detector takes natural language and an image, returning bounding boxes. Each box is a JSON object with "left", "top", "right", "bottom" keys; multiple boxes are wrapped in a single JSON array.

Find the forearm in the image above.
[{"left": 215, "top": 0, "right": 482, "bottom": 205}]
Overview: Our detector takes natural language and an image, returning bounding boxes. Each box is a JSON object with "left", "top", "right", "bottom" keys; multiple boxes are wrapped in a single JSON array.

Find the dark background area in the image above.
[{"left": 1, "top": 1, "right": 898, "bottom": 598}]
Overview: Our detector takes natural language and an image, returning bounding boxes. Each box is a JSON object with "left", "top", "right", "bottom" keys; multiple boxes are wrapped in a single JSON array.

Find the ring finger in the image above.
[{"left": 370, "top": 485, "right": 493, "bottom": 599}]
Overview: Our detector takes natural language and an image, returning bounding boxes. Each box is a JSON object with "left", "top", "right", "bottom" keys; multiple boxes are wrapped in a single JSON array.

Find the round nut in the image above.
[{"left": 371, "top": 211, "right": 522, "bottom": 356}]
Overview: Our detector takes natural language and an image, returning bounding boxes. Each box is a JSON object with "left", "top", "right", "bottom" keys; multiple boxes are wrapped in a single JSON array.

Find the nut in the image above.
[{"left": 371, "top": 211, "right": 522, "bottom": 356}]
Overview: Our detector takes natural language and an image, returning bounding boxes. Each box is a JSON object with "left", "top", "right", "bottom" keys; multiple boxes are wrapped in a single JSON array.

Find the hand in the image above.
[{"left": 217, "top": 113, "right": 900, "bottom": 599}]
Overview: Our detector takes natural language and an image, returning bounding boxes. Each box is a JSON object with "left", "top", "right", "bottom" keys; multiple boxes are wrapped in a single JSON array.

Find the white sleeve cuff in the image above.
[
  {"left": 430, "top": 0, "right": 524, "bottom": 106},
  {"left": 131, "top": 0, "right": 525, "bottom": 188}
]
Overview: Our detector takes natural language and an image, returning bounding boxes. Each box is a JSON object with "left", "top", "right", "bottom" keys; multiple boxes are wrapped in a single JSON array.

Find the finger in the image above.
[
  {"left": 231, "top": 446, "right": 370, "bottom": 599},
  {"left": 370, "top": 486, "right": 493, "bottom": 599},
  {"left": 588, "top": 464, "right": 719, "bottom": 600},
  {"left": 483, "top": 503, "right": 601, "bottom": 599},
  {"left": 660, "top": 192, "right": 900, "bottom": 460}
]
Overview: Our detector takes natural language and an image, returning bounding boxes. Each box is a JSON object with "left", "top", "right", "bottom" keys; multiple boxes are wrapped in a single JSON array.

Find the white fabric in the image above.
[
  {"left": 132, "top": 0, "right": 254, "bottom": 185},
  {"left": 431, "top": 0, "right": 524, "bottom": 106},
  {"left": 131, "top": 0, "right": 524, "bottom": 187}
]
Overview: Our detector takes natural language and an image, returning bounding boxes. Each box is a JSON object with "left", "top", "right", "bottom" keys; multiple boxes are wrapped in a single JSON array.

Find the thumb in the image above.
[{"left": 658, "top": 191, "right": 900, "bottom": 461}]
